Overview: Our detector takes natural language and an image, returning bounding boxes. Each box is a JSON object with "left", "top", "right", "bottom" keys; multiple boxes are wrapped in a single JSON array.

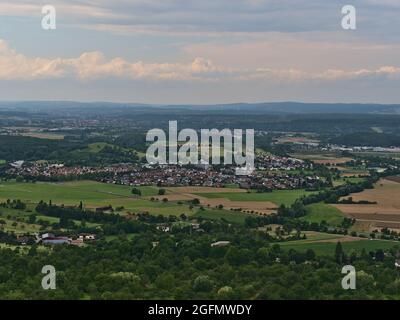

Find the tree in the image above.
[
  {"left": 28, "top": 214, "right": 37, "bottom": 224},
  {"left": 193, "top": 275, "right": 213, "bottom": 292},
  {"left": 335, "top": 242, "right": 345, "bottom": 264},
  {"left": 131, "top": 188, "right": 142, "bottom": 196},
  {"left": 375, "top": 249, "right": 385, "bottom": 262},
  {"left": 306, "top": 249, "right": 316, "bottom": 261},
  {"left": 158, "top": 188, "right": 166, "bottom": 196}
]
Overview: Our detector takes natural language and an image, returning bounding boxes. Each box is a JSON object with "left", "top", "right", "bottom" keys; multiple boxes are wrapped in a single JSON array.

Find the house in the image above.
[
  {"left": 191, "top": 223, "right": 200, "bottom": 230},
  {"left": 156, "top": 224, "right": 171, "bottom": 232},
  {"left": 211, "top": 241, "right": 231, "bottom": 247},
  {"left": 16, "top": 235, "right": 35, "bottom": 245},
  {"left": 41, "top": 233, "right": 54, "bottom": 240},
  {"left": 10, "top": 160, "right": 24, "bottom": 169},
  {"left": 77, "top": 233, "right": 96, "bottom": 241},
  {"left": 42, "top": 236, "right": 71, "bottom": 245}
]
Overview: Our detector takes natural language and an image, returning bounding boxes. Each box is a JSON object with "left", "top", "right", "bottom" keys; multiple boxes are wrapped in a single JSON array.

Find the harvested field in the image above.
[
  {"left": 277, "top": 136, "right": 319, "bottom": 144},
  {"left": 313, "top": 157, "right": 353, "bottom": 165},
  {"left": 21, "top": 132, "right": 65, "bottom": 140},
  {"left": 385, "top": 175, "right": 400, "bottom": 183},
  {"left": 333, "top": 179, "right": 400, "bottom": 229},
  {"left": 290, "top": 152, "right": 353, "bottom": 165},
  {"left": 303, "top": 236, "right": 364, "bottom": 243},
  {"left": 196, "top": 197, "right": 276, "bottom": 214},
  {"left": 153, "top": 187, "right": 277, "bottom": 214},
  {"left": 154, "top": 193, "right": 276, "bottom": 214},
  {"left": 165, "top": 186, "right": 246, "bottom": 194}
]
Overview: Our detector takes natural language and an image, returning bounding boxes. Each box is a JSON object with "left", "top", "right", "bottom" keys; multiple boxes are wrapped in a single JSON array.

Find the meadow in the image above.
[
  {"left": 196, "top": 189, "right": 317, "bottom": 206},
  {"left": 279, "top": 238, "right": 399, "bottom": 256},
  {"left": 0, "top": 180, "right": 189, "bottom": 216},
  {"left": 300, "top": 203, "right": 344, "bottom": 226},
  {"left": 193, "top": 209, "right": 249, "bottom": 224}
]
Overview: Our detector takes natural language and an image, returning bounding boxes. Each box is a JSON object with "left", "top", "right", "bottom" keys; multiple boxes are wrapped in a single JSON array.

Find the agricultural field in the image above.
[
  {"left": 300, "top": 203, "right": 344, "bottom": 226},
  {"left": 279, "top": 231, "right": 399, "bottom": 255},
  {"left": 290, "top": 151, "right": 353, "bottom": 165},
  {"left": 20, "top": 132, "right": 65, "bottom": 140},
  {"left": 0, "top": 180, "right": 272, "bottom": 219},
  {"left": 195, "top": 189, "right": 317, "bottom": 206},
  {"left": 333, "top": 177, "right": 367, "bottom": 186},
  {"left": 0, "top": 180, "right": 190, "bottom": 216},
  {"left": 333, "top": 178, "right": 400, "bottom": 230},
  {"left": 0, "top": 181, "right": 318, "bottom": 222},
  {"left": 193, "top": 209, "right": 250, "bottom": 224},
  {"left": 276, "top": 135, "right": 320, "bottom": 144},
  {"left": 73, "top": 142, "right": 146, "bottom": 158},
  {"left": 161, "top": 187, "right": 272, "bottom": 214},
  {"left": 280, "top": 238, "right": 399, "bottom": 256},
  {"left": 158, "top": 187, "right": 317, "bottom": 214}
]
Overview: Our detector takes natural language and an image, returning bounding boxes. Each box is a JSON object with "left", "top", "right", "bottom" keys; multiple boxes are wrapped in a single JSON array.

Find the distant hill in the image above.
[
  {"left": 160, "top": 102, "right": 400, "bottom": 114},
  {"left": 0, "top": 101, "right": 400, "bottom": 115}
]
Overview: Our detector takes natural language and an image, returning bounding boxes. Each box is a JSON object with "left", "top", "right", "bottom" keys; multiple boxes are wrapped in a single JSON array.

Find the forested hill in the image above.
[
  {"left": 329, "top": 132, "right": 400, "bottom": 147},
  {"left": 1, "top": 101, "right": 400, "bottom": 115}
]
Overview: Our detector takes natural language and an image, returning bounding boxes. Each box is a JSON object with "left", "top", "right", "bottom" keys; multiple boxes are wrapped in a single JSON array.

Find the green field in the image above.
[
  {"left": 334, "top": 177, "right": 367, "bottom": 186},
  {"left": 279, "top": 239, "right": 400, "bottom": 256},
  {"left": 0, "top": 218, "right": 42, "bottom": 234},
  {"left": 196, "top": 189, "right": 317, "bottom": 206},
  {"left": 300, "top": 203, "right": 344, "bottom": 225},
  {"left": 193, "top": 209, "right": 249, "bottom": 224},
  {"left": 0, "top": 181, "right": 187, "bottom": 216}
]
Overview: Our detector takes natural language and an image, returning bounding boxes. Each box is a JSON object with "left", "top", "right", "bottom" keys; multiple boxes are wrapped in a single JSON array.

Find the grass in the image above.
[
  {"left": 0, "top": 181, "right": 186, "bottom": 216},
  {"left": 334, "top": 177, "right": 367, "bottom": 186},
  {"left": 21, "top": 132, "right": 64, "bottom": 140},
  {"left": 279, "top": 239, "right": 400, "bottom": 256},
  {"left": 193, "top": 209, "right": 249, "bottom": 224},
  {"left": 0, "top": 218, "right": 42, "bottom": 234},
  {"left": 300, "top": 203, "right": 344, "bottom": 226},
  {"left": 196, "top": 189, "right": 317, "bottom": 206},
  {"left": 105, "top": 233, "right": 137, "bottom": 242},
  {"left": 73, "top": 142, "right": 146, "bottom": 158}
]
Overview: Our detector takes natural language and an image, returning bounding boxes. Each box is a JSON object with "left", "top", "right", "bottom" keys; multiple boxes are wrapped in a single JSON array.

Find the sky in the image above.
[{"left": 0, "top": 0, "right": 400, "bottom": 104}]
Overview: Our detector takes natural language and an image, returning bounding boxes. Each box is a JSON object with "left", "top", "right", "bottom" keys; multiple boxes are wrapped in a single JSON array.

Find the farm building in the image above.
[
  {"left": 211, "top": 241, "right": 231, "bottom": 247},
  {"left": 41, "top": 233, "right": 71, "bottom": 245}
]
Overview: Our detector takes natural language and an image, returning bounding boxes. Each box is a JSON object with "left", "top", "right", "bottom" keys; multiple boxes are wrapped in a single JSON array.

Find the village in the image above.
[{"left": 6, "top": 154, "right": 323, "bottom": 191}]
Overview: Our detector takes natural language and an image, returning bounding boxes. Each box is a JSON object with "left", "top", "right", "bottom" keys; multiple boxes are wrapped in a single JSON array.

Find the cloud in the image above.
[
  {"left": 2, "top": 0, "right": 399, "bottom": 36},
  {"left": 0, "top": 39, "right": 399, "bottom": 84}
]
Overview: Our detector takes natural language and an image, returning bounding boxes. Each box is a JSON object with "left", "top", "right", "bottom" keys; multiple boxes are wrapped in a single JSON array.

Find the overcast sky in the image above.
[{"left": 0, "top": 0, "right": 399, "bottom": 104}]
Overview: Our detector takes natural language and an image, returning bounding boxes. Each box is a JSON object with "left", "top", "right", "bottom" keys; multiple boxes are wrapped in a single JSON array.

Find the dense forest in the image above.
[
  {"left": 329, "top": 132, "right": 400, "bottom": 147},
  {"left": 0, "top": 223, "right": 399, "bottom": 300}
]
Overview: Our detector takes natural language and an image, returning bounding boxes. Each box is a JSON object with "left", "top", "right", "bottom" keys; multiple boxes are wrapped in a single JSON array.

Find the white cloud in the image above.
[{"left": 0, "top": 39, "right": 399, "bottom": 83}]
